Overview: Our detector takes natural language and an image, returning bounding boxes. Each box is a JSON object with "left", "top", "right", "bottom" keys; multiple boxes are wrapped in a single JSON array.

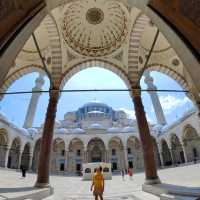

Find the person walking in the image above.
[
  {"left": 128, "top": 168, "right": 133, "bottom": 180},
  {"left": 20, "top": 165, "right": 27, "bottom": 178},
  {"left": 121, "top": 169, "right": 125, "bottom": 181},
  {"left": 91, "top": 166, "right": 105, "bottom": 200}
]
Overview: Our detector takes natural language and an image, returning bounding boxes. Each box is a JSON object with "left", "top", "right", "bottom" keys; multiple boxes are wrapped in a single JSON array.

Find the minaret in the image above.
[
  {"left": 144, "top": 72, "right": 167, "bottom": 126},
  {"left": 23, "top": 74, "right": 45, "bottom": 128}
]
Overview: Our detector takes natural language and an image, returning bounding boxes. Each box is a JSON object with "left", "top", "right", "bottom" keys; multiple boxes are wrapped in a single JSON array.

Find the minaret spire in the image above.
[
  {"left": 23, "top": 73, "right": 45, "bottom": 128},
  {"left": 144, "top": 72, "right": 167, "bottom": 126}
]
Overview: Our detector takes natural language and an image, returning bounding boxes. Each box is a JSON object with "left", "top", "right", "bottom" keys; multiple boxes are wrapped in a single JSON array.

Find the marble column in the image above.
[
  {"left": 132, "top": 87, "right": 160, "bottom": 184},
  {"left": 106, "top": 150, "right": 110, "bottom": 163},
  {"left": 29, "top": 152, "right": 33, "bottom": 170},
  {"left": 64, "top": 150, "right": 69, "bottom": 172},
  {"left": 83, "top": 150, "right": 87, "bottom": 163},
  {"left": 123, "top": 146, "right": 128, "bottom": 170},
  {"left": 18, "top": 150, "right": 23, "bottom": 169},
  {"left": 35, "top": 89, "right": 60, "bottom": 188},
  {"left": 181, "top": 142, "right": 188, "bottom": 163},
  {"left": 4, "top": 145, "right": 10, "bottom": 168}
]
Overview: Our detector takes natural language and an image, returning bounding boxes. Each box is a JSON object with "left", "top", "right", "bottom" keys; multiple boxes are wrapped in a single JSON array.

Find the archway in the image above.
[
  {"left": 87, "top": 138, "right": 106, "bottom": 163},
  {"left": 182, "top": 125, "right": 200, "bottom": 162},
  {"left": 7, "top": 137, "right": 21, "bottom": 169},
  {"left": 0, "top": 129, "right": 8, "bottom": 167},
  {"left": 127, "top": 136, "right": 144, "bottom": 171},
  {"left": 108, "top": 137, "right": 124, "bottom": 171},
  {"left": 68, "top": 138, "right": 84, "bottom": 173},
  {"left": 0, "top": 65, "right": 46, "bottom": 100},
  {"left": 21, "top": 143, "right": 31, "bottom": 169},
  {"left": 32, "top": 139, "right": 41, "bottom": 171},
  {"left": 60, "top": 60, "right": 131, "bottom": 91},
  {"left": 170, "top": 134, "right": 185, "bottom": 164},
  {"left": 151, "top": 137, "right": 161, "bottom": 167},
  {"left": 51, "top": 138, "right": 65, "bottom": 172},
  {"left": 161, "top": 139, "right": 172, "bottom": 166}
]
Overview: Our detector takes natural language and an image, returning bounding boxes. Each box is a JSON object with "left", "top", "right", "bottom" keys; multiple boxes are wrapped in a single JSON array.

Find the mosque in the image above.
[
  {"left": 0, "top": 72, "right": 200, "bottom": 175},
  {"left": 0, "top": 0, "right": 200, "bottom": 198}
]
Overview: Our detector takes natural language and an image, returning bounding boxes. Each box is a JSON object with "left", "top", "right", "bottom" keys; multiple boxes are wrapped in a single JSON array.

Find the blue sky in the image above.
[{"left": 0, "top": 67, "right": 194, "bottom": 127}]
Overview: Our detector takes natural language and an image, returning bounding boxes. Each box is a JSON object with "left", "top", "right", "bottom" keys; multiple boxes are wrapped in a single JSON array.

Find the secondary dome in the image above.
[{"left": 62, "top": 0, "right": 128, "bottom": 57}]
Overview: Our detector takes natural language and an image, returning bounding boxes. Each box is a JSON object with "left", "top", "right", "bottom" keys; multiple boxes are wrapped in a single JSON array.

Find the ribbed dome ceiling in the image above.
[{"left": 62, "top": 0, "right": 129, "bottom": 57}]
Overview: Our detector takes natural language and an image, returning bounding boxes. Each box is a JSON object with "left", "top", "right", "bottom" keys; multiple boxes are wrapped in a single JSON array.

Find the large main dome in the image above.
[{"left": 62, "top": 0, "right": 129, "bottom": 57}]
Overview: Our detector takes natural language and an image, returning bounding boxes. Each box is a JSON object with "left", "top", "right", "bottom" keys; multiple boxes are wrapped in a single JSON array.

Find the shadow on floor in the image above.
[{"left": 0, "top": 186, "right": 38, "bottom": 193}]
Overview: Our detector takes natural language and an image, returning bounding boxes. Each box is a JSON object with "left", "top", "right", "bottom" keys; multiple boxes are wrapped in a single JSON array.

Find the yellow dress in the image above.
[{"left": 92, "top": 172, "right": 104, "bottom": 195}]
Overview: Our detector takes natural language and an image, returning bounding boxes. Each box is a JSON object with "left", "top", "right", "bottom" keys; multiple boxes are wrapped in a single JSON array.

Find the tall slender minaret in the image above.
[
  {"left": 144, "top": 72, "right": 167, "bottom": 126},
  {"left": 23, "top": 74, "right": 45, "bottom": 128}
]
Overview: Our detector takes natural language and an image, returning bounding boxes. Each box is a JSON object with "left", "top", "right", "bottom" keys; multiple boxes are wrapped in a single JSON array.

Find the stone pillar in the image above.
[
  {"left": 169, "top": 148, "right": 175, "bottom": 165},
  {"left": 64, "top": 149, "right": 69, "bottom": 172},
  {"left": 35, "top": 89, "right": 60, "bottom": 188},
  {"left": 4, "top": 145, "right": 10, "bottom": 168},
  {"left": 132, "top": 87, "right": 160, "bottom": 184},
  {"left": 123, "top": 146, "right": 128, "bottom": 170},
  {"left": 83, "top": 150, "right": 87, "bottom": 163},
  {"left": 181, "top": 142, "right": 188, "bottom": 163},
  {"left": 29, "top": 152, "right": 33, "bottom": 170},
  {"left": 18, "top": 150, "right": 23, "bottom": 169},
  {"left": 105, "top": 149, "right": 109, "bottom": 163}
]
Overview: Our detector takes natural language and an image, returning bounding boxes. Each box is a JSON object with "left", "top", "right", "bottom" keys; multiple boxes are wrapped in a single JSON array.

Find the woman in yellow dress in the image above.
[{"left": 91, "top": 166, "right": 105, "bottom": 200}]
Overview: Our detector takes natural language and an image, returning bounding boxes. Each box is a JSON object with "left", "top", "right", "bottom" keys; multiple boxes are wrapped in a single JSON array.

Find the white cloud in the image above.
[
  {"left": 119, "top": 108, "right": 136, "bottom": 119},
  {"left": 159, "top": 95, "right": 190, "bottom": 114}
]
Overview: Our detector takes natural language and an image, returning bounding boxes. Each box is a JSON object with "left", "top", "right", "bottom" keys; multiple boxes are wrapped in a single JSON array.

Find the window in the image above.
[
  {"left": 103, "top": 167, "right": 109, "bottom": 172},
  {"left": 127, "top": 148, "right": 131, "bottom": 154},
  {"left": 112, "top": 149, "right": 116, "bottom": 156},
  {"left": 85, "top": 168, "right": 91, "bottom": 173},
  {"left": 61, "top": 150, "right": 65, "bottom": 156},
  {"left": 77, "top": 149, "right": 81, "bottom": 156},
  {"left": 60, "top": 163, "right": 64, "bottom": 171}
]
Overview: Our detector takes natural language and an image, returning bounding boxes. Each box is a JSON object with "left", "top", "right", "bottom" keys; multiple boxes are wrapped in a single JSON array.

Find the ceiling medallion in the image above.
[
  {"left": 62, "top": 0, "right": 128, "bottom": 57},
  {"left": 86, "top": 7, "right": 104, "bottom": 25}
]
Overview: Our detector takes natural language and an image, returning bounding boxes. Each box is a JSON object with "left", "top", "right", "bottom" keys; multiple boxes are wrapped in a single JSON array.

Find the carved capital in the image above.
[{"left": 131, "top": 87, "right": 141, "bottom": 98}]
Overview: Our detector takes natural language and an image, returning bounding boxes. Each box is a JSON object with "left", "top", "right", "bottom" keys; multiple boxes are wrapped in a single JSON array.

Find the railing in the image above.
[
  {"left": 148, "top": 0, "right": 200, "bottom": 56},
  {"left": 0, "top": 0, "right": 46, "bottom": 53}
]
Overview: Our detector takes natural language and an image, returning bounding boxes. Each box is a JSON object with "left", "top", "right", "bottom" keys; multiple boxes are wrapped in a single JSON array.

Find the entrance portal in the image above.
[{"left": 87, "top": 138, "right": 106, "bottom": 163}]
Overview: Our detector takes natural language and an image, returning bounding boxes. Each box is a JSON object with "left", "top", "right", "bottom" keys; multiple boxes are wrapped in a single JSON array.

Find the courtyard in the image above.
[{"left": 0, "top": 164, "right": 200, "bottom": 199}]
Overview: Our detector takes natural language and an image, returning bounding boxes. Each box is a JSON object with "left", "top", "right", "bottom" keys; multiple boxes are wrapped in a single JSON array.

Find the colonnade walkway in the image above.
[{"left": 0, "top": 164, "right": 200, "bottom": 200}]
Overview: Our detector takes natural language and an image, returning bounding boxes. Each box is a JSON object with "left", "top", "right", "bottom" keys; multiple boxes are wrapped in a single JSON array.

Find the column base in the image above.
[
  {"left": 34, "top": 182, "right": 50, "bottom": 188},
  {"left": 144, "top": 177, "right": 161, "bottom": 185}
]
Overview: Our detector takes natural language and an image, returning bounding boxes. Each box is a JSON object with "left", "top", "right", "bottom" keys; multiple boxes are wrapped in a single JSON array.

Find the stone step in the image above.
[{"left": 160, "top": 193, "right": 199, "bottom": 200}]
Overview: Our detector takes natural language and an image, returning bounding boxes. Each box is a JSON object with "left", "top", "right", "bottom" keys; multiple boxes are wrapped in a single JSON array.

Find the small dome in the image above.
[
  {"left": 122, "top": 126, "right": 135, "bottom": 133},
  {"left": 18, "top": 128, "right": 29, "bottom": 136},
  {"left": 54, "top": 120, "right": 61, "bottom": 128},
  {"left": 89, "top": 123, "right": 105, "bottom": 130},
  {"left": 27, "top": 128, "right": 38, "bottom": 137},
  {"left": 71, "top": 128, "right": 85, "bottom": 134},
  {"left": 56, "top": 128, "right": 70, "bottom": 135},
  {"left": 83, "top": 100, "right": 109, "bottom": 108},
  {"left": 107, "top": 127, "right": 121, "bottom": 133},
  {"left": 64, "top": 112, "right": 76, "bottom": 121}
]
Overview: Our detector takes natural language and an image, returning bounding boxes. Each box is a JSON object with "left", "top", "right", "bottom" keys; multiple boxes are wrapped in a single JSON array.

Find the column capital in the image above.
[{"left": 131, "top": 86, "right": 141, "bottom": 98}]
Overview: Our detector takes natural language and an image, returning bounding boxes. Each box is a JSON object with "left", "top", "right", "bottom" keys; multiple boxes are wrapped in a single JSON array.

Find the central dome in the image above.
[{"left": 62, "top": 0, "right": 128, "bottom": 57}]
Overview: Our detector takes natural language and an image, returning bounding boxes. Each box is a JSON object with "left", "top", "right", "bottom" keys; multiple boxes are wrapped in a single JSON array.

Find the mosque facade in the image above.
[{"left": 0, "top": 74, "right": 200, "bottom": 174}]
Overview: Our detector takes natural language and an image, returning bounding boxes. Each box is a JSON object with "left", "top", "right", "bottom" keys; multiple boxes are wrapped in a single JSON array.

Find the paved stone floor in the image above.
[{"left": 0, "top": 164, "right": 200, "bottom": 200}]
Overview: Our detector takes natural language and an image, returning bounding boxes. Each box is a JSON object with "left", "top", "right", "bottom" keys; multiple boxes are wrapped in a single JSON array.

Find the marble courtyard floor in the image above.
[{"left": 0, "top": 164, "right": 200, "bottom": 200}]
